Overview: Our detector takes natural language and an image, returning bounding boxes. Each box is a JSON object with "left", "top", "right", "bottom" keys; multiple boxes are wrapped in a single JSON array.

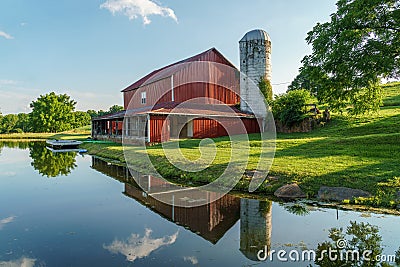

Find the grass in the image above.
[
  {"left": 80, "top": 82, "right": 400, "bottom": 208},
  {"left": 382, "top": 82, "right": 400, "bottom": 107},
  {"left": 0, "top": 126, "right": 92, "bottom": 141}
]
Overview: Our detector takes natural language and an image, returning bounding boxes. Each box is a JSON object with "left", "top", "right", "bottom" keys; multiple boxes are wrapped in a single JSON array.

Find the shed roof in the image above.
[{"left": 93, "top": 102, "right": 255, "bottom": 121}]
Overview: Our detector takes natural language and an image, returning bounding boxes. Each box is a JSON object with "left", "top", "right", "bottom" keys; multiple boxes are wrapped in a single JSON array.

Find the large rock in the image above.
[
  {"left": 274, "top": 183, "right": 306, "bottom": 199},
  {"left": 318, "top": 186, "right": 371, "bottom": 202}
]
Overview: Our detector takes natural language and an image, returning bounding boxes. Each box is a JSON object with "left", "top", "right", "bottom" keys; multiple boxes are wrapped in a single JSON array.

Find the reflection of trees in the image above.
[
  {"left": 0, "top": 141, "right": 33, "bottom": 150},
  {"left": 0, "top": 141, "right": 36, "bottom": 158},
  {"left": 282, "top": 203, "right": 310, "bottom": 216},
  {"left": 315, "top": 221, "right": 400, "bottom": 267},
  {"left": 29, "top": 142, "right": 77, "bottom": 177}
]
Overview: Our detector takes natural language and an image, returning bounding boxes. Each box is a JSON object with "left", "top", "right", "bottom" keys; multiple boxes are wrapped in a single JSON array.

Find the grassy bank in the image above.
[
  {"left": 0, "top": 126, "right": 91, "bottom": 140},
  {"left": 80, "top": 82, "right": 400, "bottom": 209}
]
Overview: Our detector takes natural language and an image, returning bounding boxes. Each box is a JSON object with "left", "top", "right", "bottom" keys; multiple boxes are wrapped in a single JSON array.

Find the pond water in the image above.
[{"left": 0, "top": 141, "right": 399, "bottom": 267}]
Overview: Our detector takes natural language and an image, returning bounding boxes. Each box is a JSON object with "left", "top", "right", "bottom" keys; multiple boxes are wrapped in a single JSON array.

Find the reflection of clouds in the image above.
[
  {"left": 0, "top": 216, "right": 16, "bottom": 230},
  {"left": 183, "top": 256, "right": 199, "bottom": 265},
  {"left": 104, "top": 228, "right": 178, "bottom": 262},
  {"left": 0, "top": 257, "right": 36, "bottom": 267}
]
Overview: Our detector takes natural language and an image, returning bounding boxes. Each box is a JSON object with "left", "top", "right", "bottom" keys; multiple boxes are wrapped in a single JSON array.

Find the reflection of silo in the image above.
[{"left": 240, "top": 198, "right": 272, "bottom": 261}]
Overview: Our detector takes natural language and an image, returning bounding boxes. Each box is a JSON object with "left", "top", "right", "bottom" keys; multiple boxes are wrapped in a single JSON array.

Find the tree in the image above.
[
  {"left": 72, "top": 111, "right": 91, "bottom": 128},
  {"left": 296, "top": 0, "right": 400, "bottom": 114},
  {"left": 259, "top": 77, "right": 273, "bottom": 103},
  {"left": 108, "top": 104, "right": 123, "bottom": 114},
  {"left": 86, "top": 109, "right": 98, "bottom": 118},
  {"left": 0, "top": 114, "right": 18, "bottom": 133},
  {"left": 16, "top": 113, "right": 32, "bottom": 133},
  {"left": 30, "top": 92, "right": 76, "bottom": 133}
]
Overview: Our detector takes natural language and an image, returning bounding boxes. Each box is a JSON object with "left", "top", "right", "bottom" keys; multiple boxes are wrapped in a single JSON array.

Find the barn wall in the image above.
[
  {"left": 124, "top": 77, "right": 172, "bottom": 110},
  {"left": 149, "top": 115, "right": 170, "bottom": 143},
  {"left": 192, "top": 118, "right": 260, "bottom": 139},
  {"left": 173, "top": 83, "right": 239, "bottom": 104}
]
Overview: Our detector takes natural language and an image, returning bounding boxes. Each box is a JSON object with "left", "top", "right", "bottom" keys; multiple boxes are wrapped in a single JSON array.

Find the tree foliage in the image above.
[
  {"left": 108, "top": 104, "right": 124, "bottom": 114},
  {"left": 259, "top": 77, "right": 273, "bottom": 103},
  {"left": 271, "top": 89, "right": 315, "bottom": 126},
  {"left": 72, "top": 111, "right": 91, "bottom": 129},
  {"left": 30, "top": 92, "right": 77, "bottom": 133},
  {"left": 0, "top": 114, "right": 19, "bottom": 133},
  {"left": 16, "top": 113, "right": 32, "bottom": 133},
  {"left": 295, "top": 0, "right": 400, "bottom": 114},
  {"left": 96, "top": 105, "right": 124, "bottom": 117}
]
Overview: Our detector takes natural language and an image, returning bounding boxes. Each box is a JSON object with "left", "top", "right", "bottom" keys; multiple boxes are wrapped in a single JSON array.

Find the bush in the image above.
[{"left": 271, "top": 89, "right": 316, "bottom": 126}]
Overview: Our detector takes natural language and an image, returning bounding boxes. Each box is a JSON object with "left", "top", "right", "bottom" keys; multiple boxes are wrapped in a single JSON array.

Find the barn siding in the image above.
[
  {"left": 124, "top": 77, "right": 172, "bottom": 110},
  {"left": 150, "top": 115, "right": 170, "bottom": 143},
  {"left": 173, "top": 83, "right": 239, "bottom": 104},
  {"left": 192, "top": 118, "right": 260, "bottom": 139},
  {"left": 149, "top": 116, "right": 259, "bottom": 142}
]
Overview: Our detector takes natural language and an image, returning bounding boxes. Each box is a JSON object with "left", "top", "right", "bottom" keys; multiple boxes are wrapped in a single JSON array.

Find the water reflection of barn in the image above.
[
  {"left": 91, "top": 157, "right": 272, "bottom": 257},
  {"left": 91, "top": 157, "right": 240, "bottom": 244}
]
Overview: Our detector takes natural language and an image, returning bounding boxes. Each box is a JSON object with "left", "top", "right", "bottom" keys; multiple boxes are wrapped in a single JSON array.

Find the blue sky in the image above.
[{"left": 0, "top": 0, "right": 337, "bottom": 114}]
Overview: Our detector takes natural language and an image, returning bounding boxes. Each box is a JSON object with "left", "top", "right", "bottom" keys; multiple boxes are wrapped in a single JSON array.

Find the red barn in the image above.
[{"left": 92, "top": 48, "right": 261, "bottom": 144}]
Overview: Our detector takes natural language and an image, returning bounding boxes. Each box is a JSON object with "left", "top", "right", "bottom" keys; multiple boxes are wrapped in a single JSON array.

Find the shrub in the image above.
[{"left": 271, "top": 89, "right": 316, "bottom": 126}]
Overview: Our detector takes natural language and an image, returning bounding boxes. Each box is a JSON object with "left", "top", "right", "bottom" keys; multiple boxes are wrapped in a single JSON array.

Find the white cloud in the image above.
[
  {"left": 104, "top": 228, "right": 178, "bottom": 262},
  {"left": 0, "top": 80, "right": 18, "bottom": 85},
  {"left": 0, "top": 216, "right": 16, "bottom": 230},
  {"left": 0, "top": 257, "right": 36, "bottom": 267},
  {"left": 0, "top": 88, "right": 34, "bottom": 114},
  {"left": 0, "top": 31, "right": 14, "bottom": 40},
  {"left": 100, "top": 0, "right": 178, "bottom": 25},
  {"left": 183, "top": 256, "right": 199, "bottom": 265},
  {"left": 2, "top": 171, "right": 17, "bottom": 177}
]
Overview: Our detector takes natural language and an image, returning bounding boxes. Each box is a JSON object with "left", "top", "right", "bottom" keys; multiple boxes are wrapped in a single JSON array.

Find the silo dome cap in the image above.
[{"left": 240, "top": 29, "right": 271, "bottom": 42}]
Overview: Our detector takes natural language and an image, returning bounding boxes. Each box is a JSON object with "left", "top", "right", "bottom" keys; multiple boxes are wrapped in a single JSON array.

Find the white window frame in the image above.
[{"left": 141, "top": 92, "right": 147, "bottom": 105}]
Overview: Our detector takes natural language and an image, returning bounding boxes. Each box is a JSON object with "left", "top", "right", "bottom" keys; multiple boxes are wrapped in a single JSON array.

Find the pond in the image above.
[{"left": 0, "top": 141, "right": 399, "bottom": 266}]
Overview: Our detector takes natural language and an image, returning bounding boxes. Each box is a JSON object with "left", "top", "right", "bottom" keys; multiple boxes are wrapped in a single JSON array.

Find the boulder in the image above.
[
  {"left": 318, "top": 186, "right": 371, "bottom": 202},
  {"left": 274, "top": 183, "right": 306, "bottom": 199}
]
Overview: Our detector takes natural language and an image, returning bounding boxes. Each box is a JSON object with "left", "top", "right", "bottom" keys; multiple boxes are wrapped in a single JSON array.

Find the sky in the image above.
[{"left": 0, "top": 0, "right": 337, "bottom": 114}]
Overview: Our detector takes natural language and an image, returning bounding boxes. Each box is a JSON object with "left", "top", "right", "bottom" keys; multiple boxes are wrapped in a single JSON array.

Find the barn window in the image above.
[{"left": 141, "top": 92, "right": 146, "bottom": 104}]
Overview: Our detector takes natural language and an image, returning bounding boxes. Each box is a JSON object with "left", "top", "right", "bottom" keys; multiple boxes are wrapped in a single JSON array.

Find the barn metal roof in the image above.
[{"left": 121, "top": 48, "right": 237, "bottom": 93}]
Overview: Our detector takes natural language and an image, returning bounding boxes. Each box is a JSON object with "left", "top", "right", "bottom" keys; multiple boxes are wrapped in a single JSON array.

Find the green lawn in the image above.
[{"left": 382, "top": 82, "right": 400, "bottom": 107}]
